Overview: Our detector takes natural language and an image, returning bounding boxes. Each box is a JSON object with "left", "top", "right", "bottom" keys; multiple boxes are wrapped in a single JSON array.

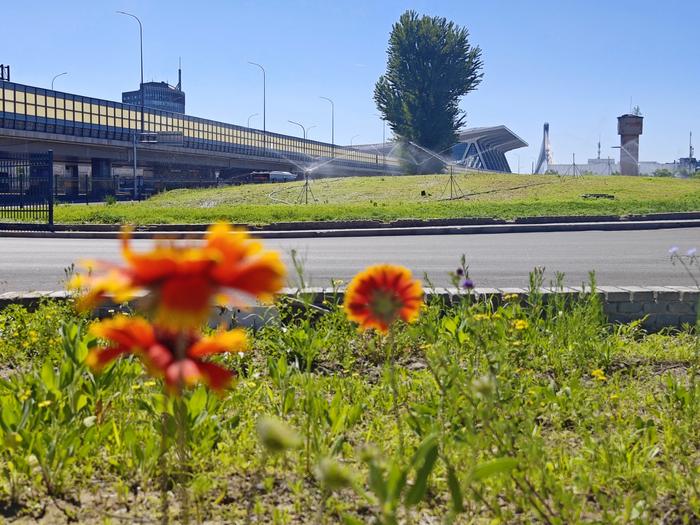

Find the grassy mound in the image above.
[{"left": 54, "top": 173, "right": 700, "bottom": 225}]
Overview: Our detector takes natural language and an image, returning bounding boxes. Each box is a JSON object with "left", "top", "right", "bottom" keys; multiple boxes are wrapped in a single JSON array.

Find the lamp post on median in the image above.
[
  {"left": 51, "top": 72, "right": 68, "bottom": 90},
  {"left": 247, "top": 113, "right": 259, "bottom": 128},
  {"left": 320, "top": 96, "right": 334, "bottom": 155},
  {"left": 117, "top": 10, "right": 145, "bottom": 199},
  {"left": 248, "top": 62, "right": 266, "bottom": 149},
  {"left": 351, "top": 134, "right": 360, "bottom": 147}
]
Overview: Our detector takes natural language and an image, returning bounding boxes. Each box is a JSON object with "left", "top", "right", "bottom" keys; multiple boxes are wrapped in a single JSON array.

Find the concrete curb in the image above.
[
  {"left": 2, "top": 286, "right": 698, "bottom": 332},
  {"left": 2, "top": 217, "right": 700, "bottom": 239}
]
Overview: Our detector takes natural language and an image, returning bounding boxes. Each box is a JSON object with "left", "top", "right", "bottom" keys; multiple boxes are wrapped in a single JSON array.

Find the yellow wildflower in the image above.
[
  {"left": 37, "top": 400, "right": 52, "bottom": 408},
  {"left": 591, "top": 369, "right": 607, "bottom": 382},
  {"left": 473, "top": 313, "right": 490, "bottom": 321},
  {"left": 513, "top": 319, "right": 529, "bottom": 330}
]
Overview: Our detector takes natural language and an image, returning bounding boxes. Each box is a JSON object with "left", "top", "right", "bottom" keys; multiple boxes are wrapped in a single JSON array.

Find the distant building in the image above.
[
  {"left": 546, "top": 158, "right": 693, "bottom": 176},
  {"left": 351, "top": 125, "right": 528, "bottom": 173},
  {"left": 122, "top": 68, "right": 185, "bottom": 113},
  {"left": 453, "top": 126, "right": 528, "bottom": 173}
]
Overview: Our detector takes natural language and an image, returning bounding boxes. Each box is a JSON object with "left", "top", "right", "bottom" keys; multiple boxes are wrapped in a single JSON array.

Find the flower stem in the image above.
[
  {"left": 386, "top": 330, "right": 405, "bottom": 457},
  {"left": 159, "top": 410, "right": 170, "bottom": 525}
]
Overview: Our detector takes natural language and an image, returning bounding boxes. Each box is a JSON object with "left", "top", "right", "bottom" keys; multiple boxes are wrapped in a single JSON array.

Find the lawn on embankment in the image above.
[{"left": 55, "top": 172, "right": 700, "bottom": 225}]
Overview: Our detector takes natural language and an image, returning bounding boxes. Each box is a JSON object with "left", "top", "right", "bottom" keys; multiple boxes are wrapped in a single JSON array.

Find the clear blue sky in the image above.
[{"left": 4, "top": 0, "right": 699, "bottom": 170}]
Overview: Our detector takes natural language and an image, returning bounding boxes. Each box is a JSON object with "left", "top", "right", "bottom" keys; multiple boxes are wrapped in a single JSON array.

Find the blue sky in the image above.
[{"left": 4, "top": 0, "right": 699, "bottom": 170}]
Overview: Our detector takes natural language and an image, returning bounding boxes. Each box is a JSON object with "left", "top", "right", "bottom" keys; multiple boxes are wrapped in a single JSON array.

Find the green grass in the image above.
[
  {"left": 54, "top": 172, "right": 700, "bottom": 225},
  {"left": 2, "top": 294, "right": 700, "bottom": 523}
]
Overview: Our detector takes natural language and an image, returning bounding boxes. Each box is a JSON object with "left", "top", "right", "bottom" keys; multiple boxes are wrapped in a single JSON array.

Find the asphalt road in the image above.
[{"left": 1, "top": 228, "right": 698, "bottom": 293}]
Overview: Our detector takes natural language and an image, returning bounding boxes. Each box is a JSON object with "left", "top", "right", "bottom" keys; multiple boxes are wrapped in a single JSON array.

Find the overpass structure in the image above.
[{"left": 0, "top": 81, "right": 400, "bottom": 198}]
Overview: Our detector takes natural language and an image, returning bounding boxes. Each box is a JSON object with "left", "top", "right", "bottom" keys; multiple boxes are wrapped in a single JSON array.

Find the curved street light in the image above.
[
  {"left": 247, "top": 113, "right": 259, "bottom": 128},
  {"left": 319, "top": 96, "right": 335, "bottom": 147},
  {"left": 306, "top": 125, "right": 317, "bottom": 140},
  {"left": 350, "top": 134, "right": 360, "bottom": 147},
  {"left": 248, "top": 62, "right": 266, "bottom": 147},
  {"left": 116, "top": 10, "right": 144, "bottom": 200},
  {"left": 288, "top": 119, "right": 306, "bottom": 139},
  {"left": 51, "top": 72, "right": 68, "bottom": 90},
  {"left": 116, "top": 11, "right": 144, "bottom": 114}
]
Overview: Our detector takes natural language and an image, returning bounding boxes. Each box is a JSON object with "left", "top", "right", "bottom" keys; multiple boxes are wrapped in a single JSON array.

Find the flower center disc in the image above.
[{"left": 368, "top": 289, "right": 403, "bottom": 324}]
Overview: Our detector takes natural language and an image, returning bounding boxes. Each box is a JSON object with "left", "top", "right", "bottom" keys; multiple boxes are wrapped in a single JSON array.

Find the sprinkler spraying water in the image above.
[
  {"left": 407, "top": 141, "right": 468, "bottom": 200},
  {"left": 295, "top": 169, "right": 317, "bottom": 204}
]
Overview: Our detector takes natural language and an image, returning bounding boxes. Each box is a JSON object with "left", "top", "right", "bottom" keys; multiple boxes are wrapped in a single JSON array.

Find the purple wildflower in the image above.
[
  {"left": 462, "top": 278, "right": 475, "bottom": 289},
  {"left": 687, "top": 248, "right": 697, "bottom": 257},
  {"left": 669, "top": 246, "right": 679, "bottom": 255}
]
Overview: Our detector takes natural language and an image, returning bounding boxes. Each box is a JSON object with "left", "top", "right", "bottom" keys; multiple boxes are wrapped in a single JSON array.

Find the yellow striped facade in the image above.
[{"left": 0, "top": 82, "right": 400, "bottom": 169}]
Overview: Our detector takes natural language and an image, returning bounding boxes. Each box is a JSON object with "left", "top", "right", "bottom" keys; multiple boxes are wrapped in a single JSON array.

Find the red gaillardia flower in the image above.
[
  {"left": 343, "top": 264, "right": 423, "bottom": 333},
  {"left": 70, "top": 223, "right": 286, "bottom": 329},
  {"left": 87, "top": 316, "right": 247, "bottom": 394}
]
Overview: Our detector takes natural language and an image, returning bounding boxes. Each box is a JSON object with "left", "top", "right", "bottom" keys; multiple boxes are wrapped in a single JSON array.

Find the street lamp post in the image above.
[
  {"left": 320, "top": 96, "right": 334, "bottom": 155},
  {"left": 117, "top": 10, "right": 144, "bottom": 199},
  {"left": 374, "top": 113, "right": 387, "bottom": 166},
  {"left": 306, "top": 125, "right": 317, "bottom": 140},
  {"left": 288, "top": 120, "right": 306, "bottom": 139},
  {"left": 350, "top": 134, "right": 360, "bottom": 147},
  {"left": 248, "top": 62, "right": 266, "bottom": 149},
  {"left": 247, "top": 113, "right": 259, "bottom": 128},
  {"left": 51, "top": 72, "right": 68, "bottom": 90}
]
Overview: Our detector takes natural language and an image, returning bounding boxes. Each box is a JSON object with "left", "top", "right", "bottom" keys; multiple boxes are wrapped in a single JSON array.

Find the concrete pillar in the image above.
[
  {"left": 64, "top": 165, "right": 79, "bottom": 197},
  {"left": 617, "top": 115, "right": 643, "bottom": 176},
  {"left": 90, "top": 158, "right": 113, "bottom": 198}
]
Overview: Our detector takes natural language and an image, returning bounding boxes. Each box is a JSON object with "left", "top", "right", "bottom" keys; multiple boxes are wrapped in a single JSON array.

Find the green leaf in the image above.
[
  {"left": 405, "top": 437, "right": 439, "bottom": 506},
  {"left": 447, "top": 465, "right": 464, "bottom": 513},
  {"left": 341, "top": 514, "right": 364, "bottom": 525},
  {"left": 40, "top": 361, "right": 57, "bottom": 392},
  {"left": 470, "top": 457, "right": 518, "bottom": 482},
  {"left": 188, "top": 387, "right": 208, "bottom": 418},
  {"left": 368, "top": 462, "right": 387, "bottom": 502},
  {"left": 75, "top": 394, "right": 88, "bottom": 413}
]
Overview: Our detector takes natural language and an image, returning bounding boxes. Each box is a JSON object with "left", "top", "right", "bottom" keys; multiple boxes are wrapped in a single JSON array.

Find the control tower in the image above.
[{"left": 617, "top": 114, "right": 643, "bottom": 175}]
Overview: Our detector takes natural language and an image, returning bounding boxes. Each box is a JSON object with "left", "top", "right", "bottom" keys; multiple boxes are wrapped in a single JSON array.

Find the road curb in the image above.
[
  {"left": 2, "top": 286, "right": 697, "bottom": 332},
  {"left": 2, "top": 218, "right": 700, "bottom": 239}
]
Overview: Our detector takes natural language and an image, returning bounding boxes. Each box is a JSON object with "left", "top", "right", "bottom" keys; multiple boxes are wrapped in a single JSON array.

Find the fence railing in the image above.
[{"left": 0, "top": 150, "right": 53, "bottom": 230}]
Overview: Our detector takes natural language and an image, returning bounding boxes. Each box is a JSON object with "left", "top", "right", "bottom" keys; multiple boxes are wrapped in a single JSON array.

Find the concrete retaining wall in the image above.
[{"left": 1, "top": 286, "right": 698, "bottom": 332}]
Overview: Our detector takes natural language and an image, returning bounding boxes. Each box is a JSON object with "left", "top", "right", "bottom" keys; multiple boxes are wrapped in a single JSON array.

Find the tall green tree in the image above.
[{"left": 374, "top": 11, "right": 483, "bottom": 173}]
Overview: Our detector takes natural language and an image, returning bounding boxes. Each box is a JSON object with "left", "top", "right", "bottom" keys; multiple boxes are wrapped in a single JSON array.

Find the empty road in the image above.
[{"left": 1, "top": 227, "right": 698, "bottom": 293}]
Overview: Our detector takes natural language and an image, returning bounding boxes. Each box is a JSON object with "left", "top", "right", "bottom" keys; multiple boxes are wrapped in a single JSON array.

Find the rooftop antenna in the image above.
[{"left": 177, "top": 57, "right": 182, "bottom": 91}]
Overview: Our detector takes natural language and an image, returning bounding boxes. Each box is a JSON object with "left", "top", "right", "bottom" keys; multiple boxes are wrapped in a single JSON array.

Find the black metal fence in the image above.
[{"left": 0, "top": 151, "right": 54, "bottom": 229}]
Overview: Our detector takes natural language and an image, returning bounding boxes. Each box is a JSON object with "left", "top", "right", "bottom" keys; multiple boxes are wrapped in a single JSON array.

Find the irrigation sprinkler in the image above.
[
  {"left": 406, "top": 141, "right": 467, "bottom": 200},
  {"left": 295, "top": 169, "right": 317, "bottom": 204}
]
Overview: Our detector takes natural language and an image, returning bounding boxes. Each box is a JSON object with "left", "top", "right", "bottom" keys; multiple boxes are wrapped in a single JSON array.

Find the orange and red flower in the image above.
[
  {"left": 70, "top": 223, "right": 286, "bottom": 328},
  {"left": 87, "top": 315, "right": 246, "bottom": 394},
  {"left": 343, "top": 264, "right": 423, "bottom": 333}
]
